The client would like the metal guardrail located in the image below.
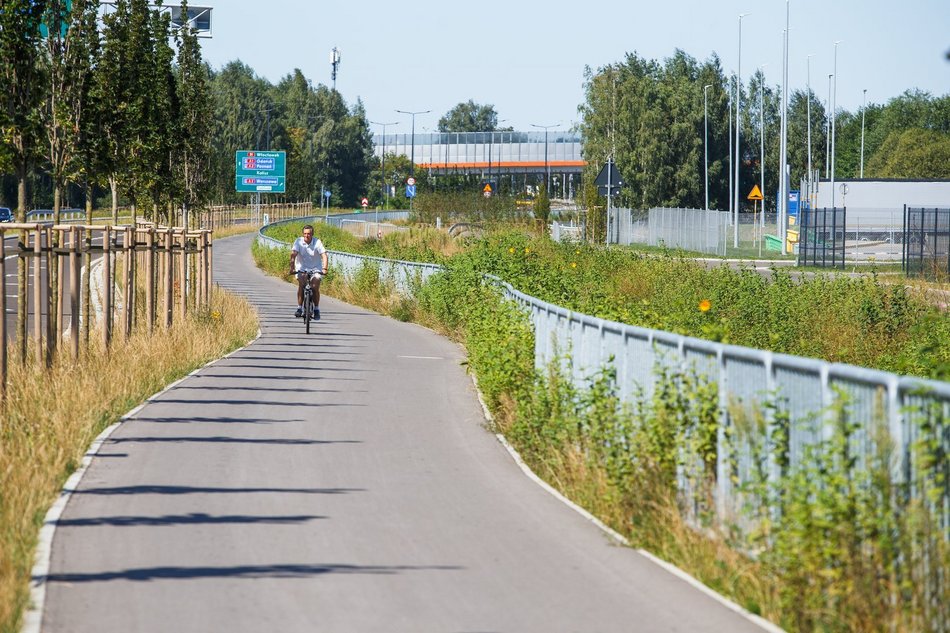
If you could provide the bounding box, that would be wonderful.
[257,223,950,536]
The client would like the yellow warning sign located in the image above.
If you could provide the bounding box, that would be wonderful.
[483,183,492,193]
[747,184,764,201]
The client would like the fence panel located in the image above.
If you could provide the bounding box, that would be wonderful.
[903,207,950,281]
[798,206,847,268]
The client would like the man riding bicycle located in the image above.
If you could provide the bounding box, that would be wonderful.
[289,224,328,320]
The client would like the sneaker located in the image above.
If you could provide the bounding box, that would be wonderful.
[295,307,303,318]
[313,308,321,321]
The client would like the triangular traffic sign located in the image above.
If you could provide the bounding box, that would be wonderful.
[483,183,492,192]
[594,160,624,188]
[747,184,764,201]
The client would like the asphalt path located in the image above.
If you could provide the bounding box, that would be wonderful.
[38,233,770,632]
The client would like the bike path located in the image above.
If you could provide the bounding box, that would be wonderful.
[38,233,771,632]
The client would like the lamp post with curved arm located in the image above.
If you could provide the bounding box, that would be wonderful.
[370,120,398,202]
[395,109,430,177]
[531,123,559,194]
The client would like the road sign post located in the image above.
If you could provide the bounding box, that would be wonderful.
[235,150,286,193]
[748,185,764,256]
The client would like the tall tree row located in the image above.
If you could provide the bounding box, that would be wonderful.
[0,0,217,224]
[207,64,374,207]
[580,50,950,212]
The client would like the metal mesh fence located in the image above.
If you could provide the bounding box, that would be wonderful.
[608,207,729,255]
[798,206,847,268]
[904,207,950,281]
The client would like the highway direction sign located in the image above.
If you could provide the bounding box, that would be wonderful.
[235,150,286,193]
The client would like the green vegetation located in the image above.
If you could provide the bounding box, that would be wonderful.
[265,221,950,380]
[580,52,950,212]
[253,227,950,631]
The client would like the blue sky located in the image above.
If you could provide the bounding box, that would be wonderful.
[198,0,950,133]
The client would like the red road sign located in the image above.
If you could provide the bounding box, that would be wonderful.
[361,198,369,208]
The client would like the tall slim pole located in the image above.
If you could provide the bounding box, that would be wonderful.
[826,74,832,179]
[779,0,790,254]
[370,120,398,200]
[396,109,430,177]
[758,65,766,228]
[726,73,736,220]
[704,84,712,210]
[831,40,841,207]
[860,88,867,178]
[531,123,559,195]
[807,54,814,208]
[734,13,749,248]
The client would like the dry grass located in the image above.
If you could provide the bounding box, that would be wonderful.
[211,223,262,240]
[0,288,258,633]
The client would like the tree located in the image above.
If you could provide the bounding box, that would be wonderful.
[175,0,212,224]
[438,100,499,132]
[60,0,102,221]
[534,179,551,223]
[0,0,48,362]
[866,128,950,179]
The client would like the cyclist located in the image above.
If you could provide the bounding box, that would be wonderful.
[289,224,328,320]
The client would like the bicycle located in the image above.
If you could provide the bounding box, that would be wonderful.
[291,269,321,334]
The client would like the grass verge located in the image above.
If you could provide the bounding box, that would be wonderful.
[0,287,258,633]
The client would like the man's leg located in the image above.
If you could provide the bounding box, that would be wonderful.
[295,274,305,317]
[311,277,322,319]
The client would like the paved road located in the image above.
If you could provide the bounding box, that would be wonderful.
[39,233,769,632]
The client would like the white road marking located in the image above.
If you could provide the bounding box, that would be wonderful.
[398,355,444,360]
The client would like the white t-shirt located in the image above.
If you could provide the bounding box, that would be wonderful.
[292,236,327,271]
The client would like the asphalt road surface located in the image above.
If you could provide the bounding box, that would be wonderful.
[39,233,770,632]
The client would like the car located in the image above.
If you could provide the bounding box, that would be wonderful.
[0,207,12,222]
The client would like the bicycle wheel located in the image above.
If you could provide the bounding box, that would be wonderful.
[303,291,312,334]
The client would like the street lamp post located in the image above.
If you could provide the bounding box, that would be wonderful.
[531,123,559,195]
[831,40,841,208]
[488,119,508,188]
[734,12,750,248]
[860,89,867,178]
[370,120,398,202]
[395,109,430,177]
[703,84,712,210]
[779,0,790,254]
[807,54,815,208]
[826,73,833,179]
[758,64,767,229]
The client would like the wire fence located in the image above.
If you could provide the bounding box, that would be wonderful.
[904,206,950,281]
[608,207,730,256]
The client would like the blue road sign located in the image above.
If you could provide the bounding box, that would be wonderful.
[324,190,331,198]
[776,189,801,217]
[235,150,286,193]
[406,184,416,198]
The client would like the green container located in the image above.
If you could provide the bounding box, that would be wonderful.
[764,234,782,252]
